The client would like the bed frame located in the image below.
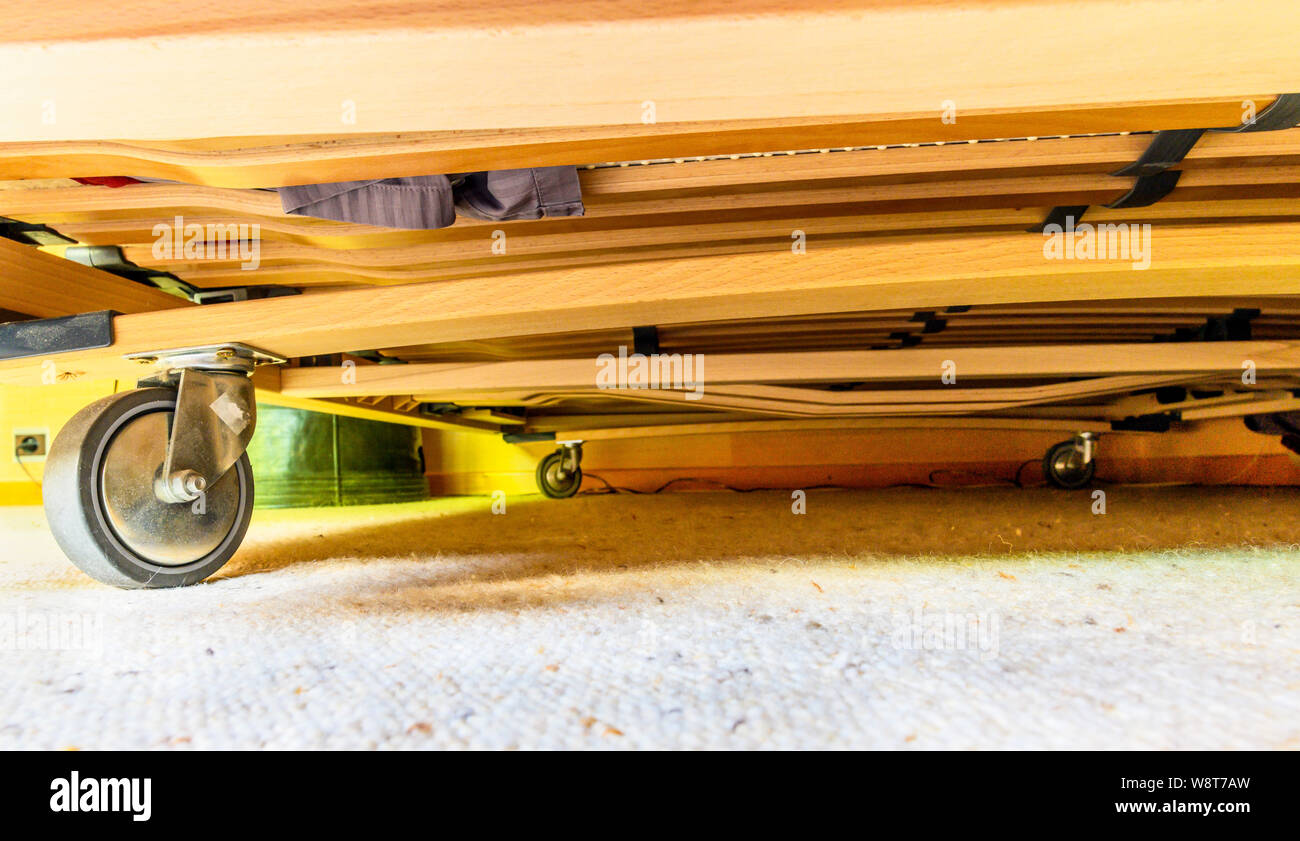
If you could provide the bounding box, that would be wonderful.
[3,1,1299,585]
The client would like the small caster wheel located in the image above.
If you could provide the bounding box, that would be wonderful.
[42,388,254,588]
[536,448,582,499]
[1043,438,1095,490]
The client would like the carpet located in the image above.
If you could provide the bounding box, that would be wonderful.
[1,486,1297,749]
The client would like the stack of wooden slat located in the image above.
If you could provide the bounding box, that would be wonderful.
[2,1,1299,438]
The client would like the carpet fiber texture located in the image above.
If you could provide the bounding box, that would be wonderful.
[1,486,1297,749]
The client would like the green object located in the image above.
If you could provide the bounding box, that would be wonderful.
[246,405,427,508]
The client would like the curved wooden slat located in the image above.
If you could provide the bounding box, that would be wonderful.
[3,2,1293,145]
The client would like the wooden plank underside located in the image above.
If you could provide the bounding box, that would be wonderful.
[5,129,1299,294]
[30,200,1300,260]
[13,127,1300,212]
[15,217,1300,300]
[108,158,1300,269]
[497,387,1300,420]
[279,345,1299,396]
[0,236,188,317]
[13,128,1300,229]
[505,383,1300,424]
[562,417,1120,441]
[4,1,1296,143]
[28,206,1300,292]
[0,102,1266,187]
[254,389,499,433]
[4,223,1300,386]
[375,298,1300,363]
[249,366,499,433]
[118,194,1300,287]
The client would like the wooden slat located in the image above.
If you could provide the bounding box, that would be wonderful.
[250,366,499,433]
[9,126,1300,228]
[5,133,1298,300]
[35,196,1300,289]
[280,344,1300,396]
[399,373,1257,419]
[380,298,1300,362]
[111,165,1300,271]
[13,180,1299,292]
[1179,396,1300,420]
[0,108,1291,187]
[0,236,188,317]
[581,130,1300,193]
[5,222,1300,384]
[560,416,1117,441]
[140,206,1300,290]
[3,1,1291,143]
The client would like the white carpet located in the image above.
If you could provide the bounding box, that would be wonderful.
[1,488,1297,749]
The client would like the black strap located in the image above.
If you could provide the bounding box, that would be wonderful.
[1027,204,1088,233]
[1109,128,1205,177]
[1211,93,1300,133]
[1034,92,1300,228]
[632,325,660,355]
[1104,169,1183,209]
[888,332,922,347]
[0,311,117,361]
[883,311,950,350]
[1151,308,1259,342]
[0,216,77,246]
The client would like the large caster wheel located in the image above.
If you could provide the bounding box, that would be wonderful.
[1042,438,1096,490]
[43,388,254,588]
[536,449,582,499]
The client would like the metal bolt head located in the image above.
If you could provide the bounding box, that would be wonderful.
[154,468,207,504]
[172,469,207,497]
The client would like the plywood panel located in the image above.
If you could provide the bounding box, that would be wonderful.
[2,2,1293,142]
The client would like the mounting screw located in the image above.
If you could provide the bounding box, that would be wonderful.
[215,348,236,360]
[134,356,156,364]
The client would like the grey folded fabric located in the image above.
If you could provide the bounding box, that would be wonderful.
[278,166,584,230]
[454,167,585,222]
[278,176,456,230]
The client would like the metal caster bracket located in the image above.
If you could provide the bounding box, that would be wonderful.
[1074,431,1098,465]
[554,440,584,479]
[126,343,284,503]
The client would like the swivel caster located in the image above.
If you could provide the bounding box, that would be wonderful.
[1042,432,1097,490]
[42,345,274,588]
[536,442,583,499]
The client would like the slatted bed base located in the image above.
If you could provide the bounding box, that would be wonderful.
[11,1,1300,589]
[0,4,1297,445]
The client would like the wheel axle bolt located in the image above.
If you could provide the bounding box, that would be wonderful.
[173,470,207,496]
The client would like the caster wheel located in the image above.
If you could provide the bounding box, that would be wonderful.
[42,388,254,588]
[1042,439,1095,490]
[536,450,582,499]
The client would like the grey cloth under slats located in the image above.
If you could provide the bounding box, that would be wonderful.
[278,166,584,230]
[454,168,585,222]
